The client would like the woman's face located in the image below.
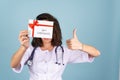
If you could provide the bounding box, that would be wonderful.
[42,38,52,44]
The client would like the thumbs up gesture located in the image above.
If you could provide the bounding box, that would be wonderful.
[66,29,83,50]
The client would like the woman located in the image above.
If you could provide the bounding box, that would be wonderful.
[10,13,100,80]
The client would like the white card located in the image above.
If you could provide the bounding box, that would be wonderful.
[28,19,54,38]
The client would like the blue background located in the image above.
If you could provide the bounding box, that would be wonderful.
[0,0,119,80]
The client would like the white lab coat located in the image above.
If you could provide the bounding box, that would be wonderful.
[12,45,94,80]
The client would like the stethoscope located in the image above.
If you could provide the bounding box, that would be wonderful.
[24,46,64,66]
[55,46,64,65]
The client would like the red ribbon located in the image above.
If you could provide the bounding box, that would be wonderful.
[29,20,39,37]
[28,20,53,37]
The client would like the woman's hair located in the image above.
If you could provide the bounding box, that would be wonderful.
[31,13,62,47]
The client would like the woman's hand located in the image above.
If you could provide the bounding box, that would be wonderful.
[66,29,83,50]
[19,30,30,49]
[66,29,100,57]
[11,30,30,68]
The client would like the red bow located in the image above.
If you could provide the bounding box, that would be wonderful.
[28,20,41,37]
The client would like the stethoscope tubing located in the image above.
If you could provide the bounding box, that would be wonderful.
[55,46,64,65]
[25,46,64,66]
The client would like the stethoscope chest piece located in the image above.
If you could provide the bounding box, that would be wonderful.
[27,60,33,66]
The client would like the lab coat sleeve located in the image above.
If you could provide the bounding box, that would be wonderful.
[12,46,32,73]
[67,48,94,63]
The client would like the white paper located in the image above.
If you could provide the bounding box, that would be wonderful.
[28,19,54,38]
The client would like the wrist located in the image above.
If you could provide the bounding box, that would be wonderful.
[82,43,84,51]
[21,44,28,50]
[80,43,84,51]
